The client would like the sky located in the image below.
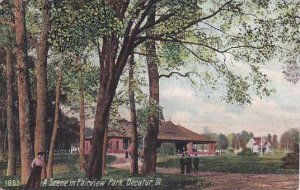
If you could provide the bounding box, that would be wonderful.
[159,61,300,137]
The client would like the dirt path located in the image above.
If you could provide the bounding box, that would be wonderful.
[109,154,144,173]
[109,155,299,190]
[195,172,298,190]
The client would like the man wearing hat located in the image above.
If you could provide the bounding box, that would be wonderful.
[25,152,45,189]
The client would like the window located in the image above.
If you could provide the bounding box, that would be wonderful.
[123,139,129,150]
[116,141,119,150]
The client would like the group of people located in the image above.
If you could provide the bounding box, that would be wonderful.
[180,153,199,174]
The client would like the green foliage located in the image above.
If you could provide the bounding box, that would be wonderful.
[280,128,300,151]
[203,132,218,141]
[49,0,121,53]
[230,131,253,150]
[281,151,299,170]
[237,148,257,157]
[137,105,164,136]
[217,134,229,150]
[47,52,100,120]
[157,42,188,71]
[0,0,14,24]
[158,143,177,155]
[151,0,298,105]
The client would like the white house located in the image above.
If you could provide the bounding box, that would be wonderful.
[246,137,272,154]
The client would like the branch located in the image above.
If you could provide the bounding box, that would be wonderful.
[132,0,159,33]
[180,42,217,64]
[133,51,149,56]
[221,45,270,52]
[179,0,233,32]
[159,71,198,79]
[141,35,270,54]
[137,11,175,34]
[0,19,15,28]
[134,0,233,46]
[120,0,130,19]
[116,0,157,74]
[200,21,242,40]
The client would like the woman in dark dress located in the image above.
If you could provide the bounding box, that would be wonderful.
[24,152,45,189]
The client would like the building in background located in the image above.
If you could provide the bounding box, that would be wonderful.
[81,120,217,156]
[246,137,272,154]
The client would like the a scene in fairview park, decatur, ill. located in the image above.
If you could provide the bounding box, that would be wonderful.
[0,0,299,190]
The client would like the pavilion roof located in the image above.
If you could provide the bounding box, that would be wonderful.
[86,120,216,143]
[158,121,216,143]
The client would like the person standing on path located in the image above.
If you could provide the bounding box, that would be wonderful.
[193,154,200,173]
[180,153,186,174]
[186,154,192,173]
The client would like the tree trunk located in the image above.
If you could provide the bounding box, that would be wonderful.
[128,55,139,175]
[86,37,122,180]
[141,6,159,175]
[47,69,62,178]
[79,65,86,171]
[86,0,139,175]
[35,0,50,157]
[4,125,8,158]
[102,128,108,175]
[0,113,5,161]
[86,88,114,180]
[14,0,34,184]
[6,49,16,176]
[35,0,50,180]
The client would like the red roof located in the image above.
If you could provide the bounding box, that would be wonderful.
[252,137,270,147]
[158,121,216,143]
[86,120,216,143]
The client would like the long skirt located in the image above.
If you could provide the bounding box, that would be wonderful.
[24,166,42,189]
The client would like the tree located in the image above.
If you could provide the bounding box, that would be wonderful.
[128,55,139,175]
[0,2,16,175]
[48,0,290,179]
[6,47,16,176]
[0,48,6,162]
[14,0,34,184]
[239,131,252,149]
[267,134,272,143]
[227,133,236,149]
[78,57,86,171]
[272,134,278,149]
[280,129,299,153]
[47,68,62,178]
[141,5,160,175]
[34,0,51,159]
[217,133,229,150]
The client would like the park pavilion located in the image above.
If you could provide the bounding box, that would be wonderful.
[83,120,217,156]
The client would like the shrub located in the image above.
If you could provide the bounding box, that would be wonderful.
[237,148,257,156]
[281,153,299,169]
[227,148,234,153]
[282,143,299,169]
[158,143,177,155]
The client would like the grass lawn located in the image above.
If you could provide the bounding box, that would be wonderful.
[0,154,210,190]
[157,151,298,175]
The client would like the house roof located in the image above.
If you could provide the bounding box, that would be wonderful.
[157,121,216,143]
[86,120,216,143]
